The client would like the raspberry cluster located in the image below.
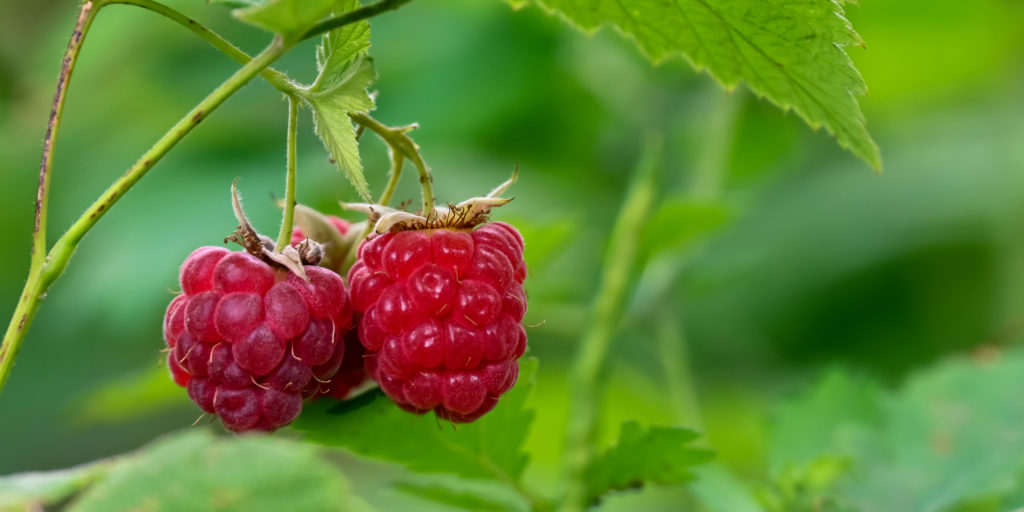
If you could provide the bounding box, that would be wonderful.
[348,222,528,422]
[163,246,353,432]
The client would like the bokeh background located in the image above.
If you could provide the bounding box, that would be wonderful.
[1,0,1023,508]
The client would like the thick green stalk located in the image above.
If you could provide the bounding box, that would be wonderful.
[276,95,300,252]
[559,137,662,512]
[349,112,435,215]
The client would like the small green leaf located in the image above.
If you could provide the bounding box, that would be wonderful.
[294,358,538,483]
[69,429,365,512]
[583,421,713,504]
[512,0,882,170]
[232,0,336,36]
[297,1,377,201]
[311,0,371,93]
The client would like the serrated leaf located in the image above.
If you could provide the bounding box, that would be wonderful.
[311,0,371,93]
[306,55,377,201]
[294,358,538,483]
[0,460,114,511]
[68,429,366,512]
[232,0,336,36]
[583,421,713,503]
[514,0,881,169]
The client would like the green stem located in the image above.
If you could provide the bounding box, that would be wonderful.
[105,0,298,94]
[349,112,434,215]
[300,0,415,42]
[1,0,102,394]
[559,136,662,512]
[275,95,300,252]
[378,148,405,207]
[34,0,100,269]
[0,37,289,394]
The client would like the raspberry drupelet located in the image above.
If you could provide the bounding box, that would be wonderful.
[163,246,354,432]
[348,221,527,422]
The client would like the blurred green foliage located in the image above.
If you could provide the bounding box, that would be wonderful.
[1,0,1023,510]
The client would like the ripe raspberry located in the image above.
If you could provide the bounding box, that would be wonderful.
[348,222,527,422]
[163,246,354,432]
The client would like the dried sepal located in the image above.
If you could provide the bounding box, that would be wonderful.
[343,171,518,234]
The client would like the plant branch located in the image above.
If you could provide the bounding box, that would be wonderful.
[275,95,300,252]
[559,136,662,512]
[34,0,100,269]
[300,0,415,42]
[349,112,434,215]
[105,0,299,95]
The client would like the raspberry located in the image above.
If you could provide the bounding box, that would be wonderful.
[163,246,354,432]
[348,222,527,422]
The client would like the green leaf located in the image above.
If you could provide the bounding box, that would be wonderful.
[233,0,336,36]
[769,349,1024,512]
[583,421,713,504]
[69,429,366,512]
[294,358,538,483]
[513,0,881,169]
[311,0,372,93]
[0,460,114,511]
[297,1,376,201]
[394,481,515,511]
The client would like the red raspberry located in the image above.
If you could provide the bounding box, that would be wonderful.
[348,222,527,422]
[163,246,354,432]
[290,215,350,246]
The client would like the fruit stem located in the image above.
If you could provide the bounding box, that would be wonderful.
[349,112,435,216]
[559,136,662,512]
[275,95,300,252]
[378,147,405,207]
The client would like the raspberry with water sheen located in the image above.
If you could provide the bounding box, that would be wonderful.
[163,246,354,432]
[348,222,527,422]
